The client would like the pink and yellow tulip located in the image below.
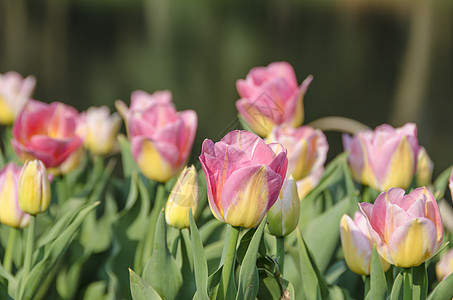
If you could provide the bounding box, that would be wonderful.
[236,62,313,137]
[11,100,83,169]
[80,106,122,155]
[449,168,453,202]
[343,123,420,191]
[436,248,453,282]
[359,187,443,268]
[267,176,300,237]
[340,212,390,275]
[266,124,328,199]
[0,163,30,228]
[0,71,36,125]
[199,130,288,228]
[116,90,197,182]
[415,147,433,187]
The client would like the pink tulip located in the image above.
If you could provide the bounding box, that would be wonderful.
[199,130,288,228]
[343,123,420,191]
[0,163,30,228]
[266,124,328,199]
[236,62,313,137]
[436,248,453,282]
[11,100,83,169]
[340,212,390,275]
[116,90,197,182]
[449,168,453,203]
[0,71,36,125]
[359,187,443,268]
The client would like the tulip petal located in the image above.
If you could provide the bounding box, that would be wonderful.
[388,218,437,267]
[222,164,282,228]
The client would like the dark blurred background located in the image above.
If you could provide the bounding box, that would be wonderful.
[1,0,452,177]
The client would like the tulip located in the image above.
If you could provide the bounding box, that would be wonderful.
[0,163,30,228]
[80,106,122,155]
[415,147,433,187]
[266,124,328,199]
[359,187,443,268]
[18,160,51,215]
[11,100,83,169]
[116,90,197,182]
[343,123,420,191]
[199,130,288,228]
[0,71,36,125]
[436,248,453,282]
[165,165,199,229]
[267,176,300,237]
[340,212,390,275]
[449,168,453,203]
[236,62,313,137]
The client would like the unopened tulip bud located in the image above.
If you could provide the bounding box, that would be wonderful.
[267,176,300,237]
[416,147,433,187]
[165,165,199,229]
[18,160,51,215]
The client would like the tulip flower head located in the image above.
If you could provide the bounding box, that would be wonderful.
[436,248,453,282]
[343,123,420,191]
[267,176,300,237]
[449,168,453,203]
[80,106,122,155]
[415,147,433,187]
[165,165,199,229]
[236,62,313,137]
[116,90,197,182]
[0,71,36,125]
[0,163,30,228]
[359,187,443,268]
[18,160,51,215]
[199,130,288,228]
[266,124,328,199]
[12,100,83,169]
[340,212,390,275]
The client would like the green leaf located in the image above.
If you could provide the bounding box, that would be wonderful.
[207,266,223,299]
[390,270,404,300]
[433,165,453,201]
[296,228,329,300]
[130,268,162,300]
[428,272,453,300]
[20,201,100,300]
[189,210,209,300]
[179,230,196,298]
[366,245,387,300]
[142,211,182,299]
[303,197,350,273]
[236,219,266,300]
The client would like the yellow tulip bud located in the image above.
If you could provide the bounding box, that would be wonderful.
[18,160,51,215]
[165,165,199,229]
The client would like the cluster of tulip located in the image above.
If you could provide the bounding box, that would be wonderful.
[0,62,452,299]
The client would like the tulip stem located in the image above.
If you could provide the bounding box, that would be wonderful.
[221,225,240,299]
[276,236,285,275]
[20,215,35,298]
[3,228,17,274]
[403,268,413,300]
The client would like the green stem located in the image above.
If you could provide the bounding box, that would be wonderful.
[141,183,167,268]
[221,225,240,299]
[403,268,413,300]
[276,236,285,275]
[363,275,370,299]
[3,228,17,274]
[19,215,36,299]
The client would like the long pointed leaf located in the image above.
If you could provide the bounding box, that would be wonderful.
[189,210,209,300]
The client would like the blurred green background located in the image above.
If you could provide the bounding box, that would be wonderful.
[1,0,452,176]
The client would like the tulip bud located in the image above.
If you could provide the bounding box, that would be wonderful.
[267,176,300,237]
[0,163,30,228]
[340,212,390,275]
[18,160,51,215]
[436,248,453,282]
[415,147,433,187]
[165,165,199,229]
